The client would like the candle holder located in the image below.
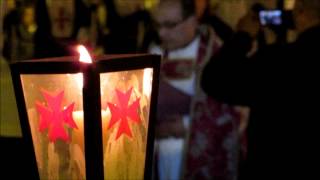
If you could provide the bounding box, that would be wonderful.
[10,53,161,180]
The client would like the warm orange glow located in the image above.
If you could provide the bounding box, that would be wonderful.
[77,45,92,63]
[74,45,92,89]
[143,68,153,97]
[75,73,83,89]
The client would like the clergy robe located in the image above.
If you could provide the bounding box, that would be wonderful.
[149,25,245,180]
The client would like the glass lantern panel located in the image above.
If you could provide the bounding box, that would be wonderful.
[20,74,86,180]
[100,68,153,180]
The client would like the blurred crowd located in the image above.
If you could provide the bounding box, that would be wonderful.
[1,0,319,180]
[1,0,157,61]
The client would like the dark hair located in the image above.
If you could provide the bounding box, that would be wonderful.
[159,0,196,19]
[181,0,196,19]
[251,2,265,14]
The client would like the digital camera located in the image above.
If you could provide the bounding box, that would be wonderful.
[259,10,282,26]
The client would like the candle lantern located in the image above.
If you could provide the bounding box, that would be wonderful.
[10,49,161,180]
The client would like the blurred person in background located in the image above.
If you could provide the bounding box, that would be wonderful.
[34,0,91,57]
[195,0,234,42]
[3,1,37,61]
[201,0,320,179]
[2,0,19,61]
[103,0,155,53]
[85,0,108,55]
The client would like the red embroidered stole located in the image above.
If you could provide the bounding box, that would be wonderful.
[156,52,193,122]
[161,60,195,80]
[183,27,242,180]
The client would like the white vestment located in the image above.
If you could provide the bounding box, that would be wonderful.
[149,36,200,180]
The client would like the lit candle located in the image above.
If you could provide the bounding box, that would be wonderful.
[76,44,106,179]
[71,111,85,151]
[13,42,159,180]
[72,109,110,153]
[71,45,93,149]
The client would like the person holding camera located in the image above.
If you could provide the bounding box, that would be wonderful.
[201,0,320,179]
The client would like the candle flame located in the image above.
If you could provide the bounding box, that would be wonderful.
[77,45,92,63]
[73,45,91,89]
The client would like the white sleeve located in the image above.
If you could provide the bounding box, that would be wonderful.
[148,44,163,56]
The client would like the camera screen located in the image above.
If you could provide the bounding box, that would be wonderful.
[259,10,282,26]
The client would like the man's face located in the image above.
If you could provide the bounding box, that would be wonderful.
[153,2,197,50]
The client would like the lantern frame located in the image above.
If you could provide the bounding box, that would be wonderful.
[10,54,161,180]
